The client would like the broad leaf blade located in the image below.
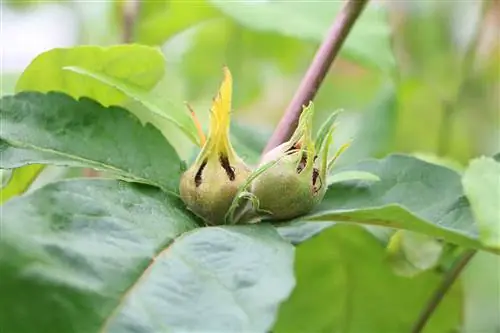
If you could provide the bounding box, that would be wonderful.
[0,164,43,203]
[275,221,335,245]
[327,170,380,185]
[64,66,199,146]
[105,225,295,332]
[4,44,167,202]
[494,152,500,162]
[136,1,219,45]
[386,230,444,277]
[0,92,181,193]
[1,137,56,204]
[230,122,270,166]
[1,180,295,332]
[16,44,165,107]
[305,154,498,253]
[0,140,81,169]
[0,139,88,204]
[208,1,395,72]
[462,157,500,248]
[336,83,397,167]
[309,204,484,250]
[462,252,500,333]
[274,224,462,332]
[0,179,197,333]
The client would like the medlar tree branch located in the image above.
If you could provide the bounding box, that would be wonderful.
[263,0,370,155]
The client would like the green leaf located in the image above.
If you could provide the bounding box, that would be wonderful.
[462,252,500,333]
[0,72,19,96]
[0,179,197,333]
[170,18,310,107]
[0,139,86,203]
[230,122,270,166]
[0,92,181,193]
[121,75,198,161]
[63,66,199,146]
[136,1,219,45]
[1,169,9,185]
[327,170,380,185]
[0,139,53,204]
[0,140,84,169]
[494,152,500,162]
[16,44,165,107]
[1,179,294,332]
[386,230,444,277]
[305,154,499,253]
[274,224,461,333]
[412,152,464,174]
[5,0,66,8]
[5,45,167,202]
[462,157,500,248]
[0,164,44,203]
[275,221,335,245]
[208,1,395,73]
[395,3,466,101]
[336,84,397,166]
[105,224,295,332]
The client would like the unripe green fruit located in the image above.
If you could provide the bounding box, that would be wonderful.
[249,102,339,221]
[178,66,252,225]
[180,156,251,225]
[251,146,325,220]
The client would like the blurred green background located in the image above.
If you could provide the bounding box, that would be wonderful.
[2,0,499,332]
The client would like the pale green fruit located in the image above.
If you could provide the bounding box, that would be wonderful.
[251,147,325,220]
[179,67,251,225]
[249,102,345,221]
[180,155,251,225]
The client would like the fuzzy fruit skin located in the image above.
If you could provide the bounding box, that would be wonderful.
[179,67,252,225]
[180,159,251,225]
[250,102,345,221]
[251,152,326,221]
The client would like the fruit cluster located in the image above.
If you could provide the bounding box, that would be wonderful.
[179,67,348,225]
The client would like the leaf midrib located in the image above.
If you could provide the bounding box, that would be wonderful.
[3,138,176,195]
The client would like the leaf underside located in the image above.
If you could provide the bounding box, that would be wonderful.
[0,179,295,333]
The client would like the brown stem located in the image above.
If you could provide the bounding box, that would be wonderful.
[122,0,141,43]
[262,0,370,154]
[411,249,476,333]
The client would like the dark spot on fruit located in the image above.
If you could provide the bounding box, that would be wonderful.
[195,159,207,187]
[286,142,302,155]
[297,152,308,174]
[219,154,236,181]
[312,167,322,194]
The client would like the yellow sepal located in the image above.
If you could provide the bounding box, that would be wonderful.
[197,67,236,162]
